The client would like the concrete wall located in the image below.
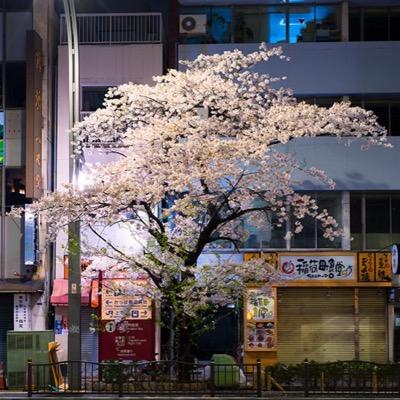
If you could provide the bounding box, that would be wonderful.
[179,42,400,95]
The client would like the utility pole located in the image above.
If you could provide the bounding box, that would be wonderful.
[62,0,81,390]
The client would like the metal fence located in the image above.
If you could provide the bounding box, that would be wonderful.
[27,359,262,397]
[60,13,162,44]
[266,360,400,396]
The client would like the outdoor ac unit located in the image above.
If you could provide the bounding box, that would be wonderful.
[179,15,207,34]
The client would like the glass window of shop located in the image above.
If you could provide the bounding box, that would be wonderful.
[241,207,286,249]
[349,7,400,41]
[350,193,400,250]
[82,86,109,112]
[233,6,286,44]
[239,192,342,250]
[291,192,342,249]
[356,97,400,137]
[179,4,341,44]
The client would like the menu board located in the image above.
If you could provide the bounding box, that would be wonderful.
[244,288,276,351]
[101,279,152,321]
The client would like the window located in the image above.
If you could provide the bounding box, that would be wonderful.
[350,193,400,250]
[241,208,286,249]
[291,192,342,249]
[0,112,4,164]
[234,6,286,44]
[364,8,389,41]
[24,205,38,265]
[239,192,342,251]
[179,4,341,44]
[5,168,26,210]
[6,62,26,108]
[352,96,400,136]
[349,7,400,41]
[81,86,108,112]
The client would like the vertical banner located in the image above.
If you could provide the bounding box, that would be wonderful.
[375,253,391,282]
[244,288,277,351]
[14,294,32,331]
[26,30,43,199]
[358,253,375,282]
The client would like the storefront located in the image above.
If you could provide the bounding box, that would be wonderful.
[244,252,391,366]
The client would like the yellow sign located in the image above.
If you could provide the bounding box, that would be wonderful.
[244,288,277,352]
[375,253,391,282]
[244,253,261,261]
[261,253,278,268]
[358,253,375,282]
[101,279,152,321]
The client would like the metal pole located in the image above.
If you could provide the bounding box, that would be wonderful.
[62,0,81,391]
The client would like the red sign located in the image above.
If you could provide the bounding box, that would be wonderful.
[99,319,155,361]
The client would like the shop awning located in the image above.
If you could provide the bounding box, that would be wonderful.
[50,278,90,306]
[0,279,44,293]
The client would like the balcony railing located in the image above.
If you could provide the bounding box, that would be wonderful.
[60,13,162,45]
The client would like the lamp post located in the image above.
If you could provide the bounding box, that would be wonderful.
[62,0,81,389]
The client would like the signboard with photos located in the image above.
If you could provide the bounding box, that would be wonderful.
[244,288,277,352]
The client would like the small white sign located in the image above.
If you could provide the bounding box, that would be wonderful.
[279,254,356,281]
[14,294,32,331]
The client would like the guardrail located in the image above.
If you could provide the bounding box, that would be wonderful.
[26,359,262,397]
[266,359,400,396]
[60,13,162,44]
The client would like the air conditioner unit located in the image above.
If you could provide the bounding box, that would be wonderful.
[180,14,207,34]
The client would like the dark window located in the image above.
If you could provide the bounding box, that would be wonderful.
[5,0,32,11]
[350,195,362,234]
[5,168,26,209]
[390,8,400,40]
[364,102,389,133]
[349,9,361,41]
[5,63,26,108]
[366,195,390,234]
[291,214,315,248]
[82,86,108,112]
[317,193,341,248]
[364,8,389,41]
[392,196,400,234]
[391,103,400,136]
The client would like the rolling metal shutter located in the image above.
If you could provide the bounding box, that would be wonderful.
[81,308,98,363]
[277,288,355,363]
[359,288,387,363]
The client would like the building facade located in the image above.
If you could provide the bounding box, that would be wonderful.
[177,0,400,365]
[0,0,58,387]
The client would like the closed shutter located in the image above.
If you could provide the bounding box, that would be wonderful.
[277,288,354,363]
[81,308,98,363]
[359,288,387,363]
[0,295,14,364]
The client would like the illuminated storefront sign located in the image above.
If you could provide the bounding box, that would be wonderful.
[244,288,277,352]
[279,254,356,281]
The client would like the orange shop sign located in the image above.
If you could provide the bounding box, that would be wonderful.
[101,279,152,321]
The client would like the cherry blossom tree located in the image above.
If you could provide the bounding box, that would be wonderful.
[26,45,388,361]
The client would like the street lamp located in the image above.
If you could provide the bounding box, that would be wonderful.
[62,0,81,390]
